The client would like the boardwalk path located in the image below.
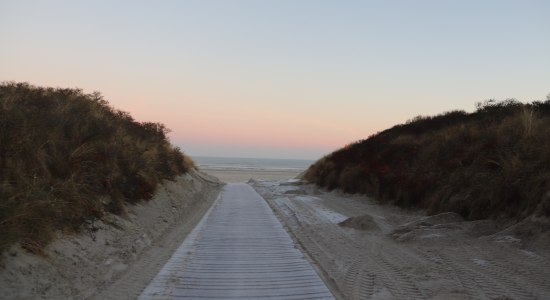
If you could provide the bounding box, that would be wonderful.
[139,183,334,299]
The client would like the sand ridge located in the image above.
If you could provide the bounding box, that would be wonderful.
[0,170,222,300]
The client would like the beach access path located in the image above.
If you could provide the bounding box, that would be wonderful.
[138,183,335,299]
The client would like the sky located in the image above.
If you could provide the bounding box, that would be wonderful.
[1,0,549,159]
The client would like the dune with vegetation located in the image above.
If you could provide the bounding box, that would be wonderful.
[304,97,550,221]
[0,82,222,299]
[3,83,550,299]
[0,82,195,254]
[250,97,550,298]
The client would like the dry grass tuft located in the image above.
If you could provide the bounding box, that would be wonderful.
[0,82,195,254]
[304,97,550,221]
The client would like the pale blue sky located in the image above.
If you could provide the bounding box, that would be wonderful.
[1,0,549,159]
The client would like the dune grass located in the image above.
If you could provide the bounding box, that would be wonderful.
[0,82,194,255]
[304,97,550,221]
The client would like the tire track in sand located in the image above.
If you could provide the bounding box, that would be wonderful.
[254,181,550,300]
[272,195,426,299]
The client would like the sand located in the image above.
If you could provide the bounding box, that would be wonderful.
[198,168,302,183]
[252,179,550,299]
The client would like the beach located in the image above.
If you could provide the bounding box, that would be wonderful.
[198,169,302,182]
[193,156,312,183]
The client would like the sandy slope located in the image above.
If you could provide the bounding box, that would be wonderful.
[251,179,550,300]
[0,170,222,300]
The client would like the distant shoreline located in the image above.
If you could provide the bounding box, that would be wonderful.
[200,168,302,183]
[192,156,311,182]
[191,155,315,162]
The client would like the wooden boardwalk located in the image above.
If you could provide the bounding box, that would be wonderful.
[139,183,334,299]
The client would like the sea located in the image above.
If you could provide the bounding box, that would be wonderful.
[191,156,314,173]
